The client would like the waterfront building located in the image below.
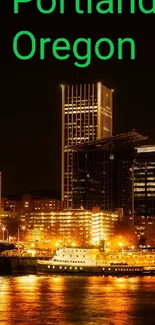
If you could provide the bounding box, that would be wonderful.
[131,145,155,245]
[1,194,65,213]
[61,82,113,208]
[72,131,147,216]
[72,132,155,244]
[20,208,120,246]
[133,145,155,219]
[91,207,120,246]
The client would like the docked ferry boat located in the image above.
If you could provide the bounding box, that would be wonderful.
[37,246,155,275]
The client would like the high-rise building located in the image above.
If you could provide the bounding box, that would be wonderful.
[72,131,147,215]
[133,145,155,219]
[72,134,155,245]
[61,82,113,208]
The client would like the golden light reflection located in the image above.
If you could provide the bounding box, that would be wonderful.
[51,276,64,284]
[0,278,10,325]
[14,275,39,303]
[48,275,65,293]
[0,275,155,325]
[81,276,135,325]
[47,276,66,311]
[15,275,38,286]
[114,277,128,289]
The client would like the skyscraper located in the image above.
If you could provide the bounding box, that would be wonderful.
[72,131,147,214]
[61,82,113,208]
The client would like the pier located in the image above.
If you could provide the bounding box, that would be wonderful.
[0,257,49,275]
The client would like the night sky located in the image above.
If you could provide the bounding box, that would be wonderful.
[0,1,155,197]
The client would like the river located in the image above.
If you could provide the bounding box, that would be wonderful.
[0,275,155,325]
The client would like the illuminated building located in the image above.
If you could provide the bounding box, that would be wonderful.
[91,207,119,246]
[21,208,120,246]
[131,145,155,244]
[72,131,147,215]
[1,198,16,212]
[61,82,113,208]
[133,146,155,219]
[1,194,65,213]
[72,133,155,244]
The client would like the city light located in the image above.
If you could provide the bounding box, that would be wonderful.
[27,249,36,257]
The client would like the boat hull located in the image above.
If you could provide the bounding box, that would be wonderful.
[37,263,155,276]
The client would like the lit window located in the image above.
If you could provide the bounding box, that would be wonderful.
[110,154,114,160]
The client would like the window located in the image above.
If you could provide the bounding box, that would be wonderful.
[110,154,114,160]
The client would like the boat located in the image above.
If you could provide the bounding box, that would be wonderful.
[37,246,155,275]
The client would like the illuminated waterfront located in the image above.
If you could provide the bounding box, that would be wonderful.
[0,276,155,325]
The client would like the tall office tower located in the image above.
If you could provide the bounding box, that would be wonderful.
[61,82,113,208]
[133,146,155,219]
[72,131,147,215]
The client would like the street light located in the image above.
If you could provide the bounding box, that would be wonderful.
[118,242,124,252]
[18,226,26,242]
[18,226,26,255]
[2,227,6,241]
[6,229,9,242]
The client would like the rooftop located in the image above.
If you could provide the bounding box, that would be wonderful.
[71,130,148,151]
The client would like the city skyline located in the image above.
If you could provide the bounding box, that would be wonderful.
[1,3,155,325]
[1,0,155,198]
[0,75,154,199]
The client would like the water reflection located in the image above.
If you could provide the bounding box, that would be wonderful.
[0,276,155,325]
[0,277,10,325]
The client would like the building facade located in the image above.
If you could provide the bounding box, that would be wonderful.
[1,194,65,213]
[62,82,113,208]
[133,146,155,218]
[73,131,155,219]
[72,131,148,218]
[20,208,120,246]
[72,132,155,245]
